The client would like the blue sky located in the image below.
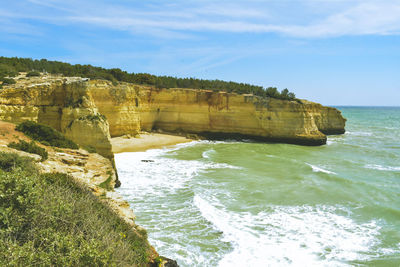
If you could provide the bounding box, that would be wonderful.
[1,0,399,106]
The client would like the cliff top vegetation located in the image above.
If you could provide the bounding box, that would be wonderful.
[15,121,79,149]
[0,56,296,100]
[0,152,152,266]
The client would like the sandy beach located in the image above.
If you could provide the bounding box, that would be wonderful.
[111,132,193,153]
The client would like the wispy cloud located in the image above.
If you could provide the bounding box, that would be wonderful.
[3,0,400,39]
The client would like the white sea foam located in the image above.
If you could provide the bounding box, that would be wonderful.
[115,142,241,198]
[327,140,334,145]
[346,131,373,136]
[364,164,400,172]
[115,143,241,266]
[194,195,395,267]
[202,149,216,159]
[306,163,337,175]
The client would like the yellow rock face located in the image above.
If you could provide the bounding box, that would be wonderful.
[88,80,141,137]
[0,76,346,152]
[0,76,113,159]
[90,84,346,145]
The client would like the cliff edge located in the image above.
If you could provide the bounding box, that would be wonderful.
[0,74,346,153]
[89,80,346,146]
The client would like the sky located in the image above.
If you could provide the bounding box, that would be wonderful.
[1,0,399,106]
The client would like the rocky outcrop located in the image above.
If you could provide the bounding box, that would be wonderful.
[89,82,346,145]
[88,80,141,137]
[0,121,158,263]
[302,100,346,135]
[0,75,119,186]
[0,75,113,159]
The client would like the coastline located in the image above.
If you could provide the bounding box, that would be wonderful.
[111,132,193,153]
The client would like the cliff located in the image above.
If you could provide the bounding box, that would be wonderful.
[0,120,162,265]
[89,80,346,146]
[0,75,346,151]
[0,75,113,158]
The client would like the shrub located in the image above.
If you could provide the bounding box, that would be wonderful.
[26,71,40,77]
[0,152,37,173]
[0,156,152,266]
[8,140,48,161]
[15,121,78,149]
[83,145,97,153]
[1,77,16,85]
[65,96,83,108]
[79,114,106,122]
[0,63,18,77]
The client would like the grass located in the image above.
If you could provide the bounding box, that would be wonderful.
[8,139,48,161]
[15,121,79,149]
[98,175,113,191]
[0,152,152,266]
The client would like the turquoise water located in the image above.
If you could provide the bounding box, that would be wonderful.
[115,107,400,266]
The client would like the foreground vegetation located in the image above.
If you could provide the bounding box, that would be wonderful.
[0,56,296,100]
[16,121,79,149]
[0,152,151,266]
[8,139,48,161]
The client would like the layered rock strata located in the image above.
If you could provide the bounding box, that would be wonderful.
[0,75,346,175]
[89,81,346,145]
[0,76,113,158]
[0,76,346,150]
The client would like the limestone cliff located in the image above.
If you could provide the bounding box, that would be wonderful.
[0,75,346,158]
[88,80,141,137]
[0,75,113,159]
[89,81,346,145]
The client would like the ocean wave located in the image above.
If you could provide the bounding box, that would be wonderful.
[346,131,373,137]
[202,149,216,159]
[364,164,400,172]
[306,163,337,175]
[194,196,398,266]
[327,140,335,145]
[115,147,241,198]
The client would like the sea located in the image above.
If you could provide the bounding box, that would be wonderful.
[115,107,400,267]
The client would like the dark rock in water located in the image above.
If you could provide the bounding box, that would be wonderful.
[162,257,179,267]
[141,159,155,162]
[150,256,179,267]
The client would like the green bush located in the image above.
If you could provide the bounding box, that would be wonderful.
[1,77,16,85]
[8,140,48,161]
[26,71,40,77]
[83,145,97,153]
[0,63,18,77]
[79,114,106,122]
[0,153,152,266]
[15,121,78,149]
[0,152,37,173]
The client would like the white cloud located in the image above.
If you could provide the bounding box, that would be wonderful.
[3,0,400,38]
